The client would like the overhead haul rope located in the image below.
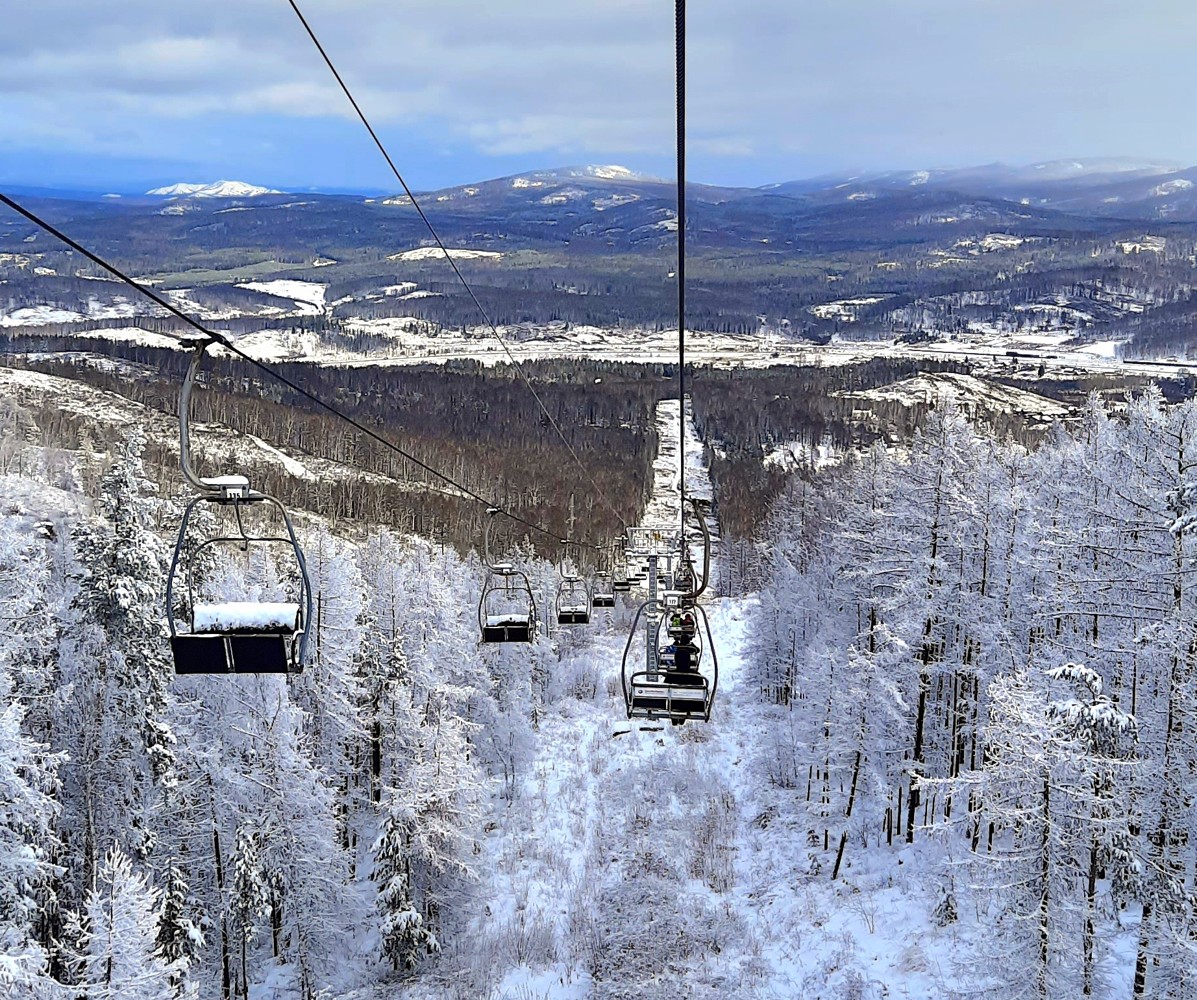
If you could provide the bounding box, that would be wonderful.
[675,0,687,543]
[0,191,605,552]
[284,0,629,533]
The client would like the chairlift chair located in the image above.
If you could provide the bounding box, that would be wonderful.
[478,510,537,642]
[592,572,616,608]
[166,339,313,675]
[618,501,717,723]
[479,563,537,642]
[620,599,716,725]
[555,576,592,625]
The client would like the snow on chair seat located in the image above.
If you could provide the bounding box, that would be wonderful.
[557,600,590,625]
[486,613,530,627]
[193,602,301,634]
[174,603,303,674]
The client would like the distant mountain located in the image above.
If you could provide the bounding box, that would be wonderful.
[764,160,1197,220]
[146,180,283,198]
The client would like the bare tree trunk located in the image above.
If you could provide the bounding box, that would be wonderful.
[906,659,929,844]
[1133,900,1152,999]
[1082,839,1098,996]
[1038,773,1050,1000]
[211,799,231,1000]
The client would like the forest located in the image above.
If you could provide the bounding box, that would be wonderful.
[6,182,1197,352]
[749,390,1197,998]
[1,344,1195,995]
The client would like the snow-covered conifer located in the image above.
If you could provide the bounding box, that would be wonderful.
[372,803,438,971]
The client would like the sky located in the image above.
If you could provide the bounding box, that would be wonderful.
[2,0,1195,194]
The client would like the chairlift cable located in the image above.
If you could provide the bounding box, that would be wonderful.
[284,0,629,533]
[0,191,604,552]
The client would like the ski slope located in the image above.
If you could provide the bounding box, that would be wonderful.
[406,406,973,999]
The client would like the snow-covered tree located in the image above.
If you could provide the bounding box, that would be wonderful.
[372,802,438,972]
[1046,662,1138,997]
[79,846,175,1000]
[0,636,62,998]
[155,862,203,997]
[59,427,176,897]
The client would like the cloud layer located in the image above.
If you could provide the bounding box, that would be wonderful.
[2,0,1195,189]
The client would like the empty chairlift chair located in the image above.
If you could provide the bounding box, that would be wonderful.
[555,576,592,626]
[166,339,312,674]
[592,573,616,608]
[479,563,537,642]
[611,553,633,593]
[478,509,538,643]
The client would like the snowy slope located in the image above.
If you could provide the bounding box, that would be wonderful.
[0,365,472,503]
[412,411,975,999]
[237,279,328,315]
[838,370,1069,420]
[146,180,283,198]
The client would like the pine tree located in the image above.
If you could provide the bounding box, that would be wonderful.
[62,427,176,897]
[72,426,175,786]
[0,626,62,998]
[1046,662,1138,997]
[0,514,65,991]
[230,824,270,998]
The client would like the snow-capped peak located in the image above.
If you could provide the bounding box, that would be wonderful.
[145,180,283,199]
[579,165,638,180]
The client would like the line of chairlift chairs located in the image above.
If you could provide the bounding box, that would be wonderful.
[165,337,717,724]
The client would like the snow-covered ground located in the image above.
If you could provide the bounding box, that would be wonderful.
[764,437,843,473]
[424,422,971,999]
[237,279,328,314]
[0,296,148,326]
[388,247,502,262]
[809,296,891,322]
[839,370,1070,421]
[641,398,714,534]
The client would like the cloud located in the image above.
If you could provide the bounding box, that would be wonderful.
[3,0,1197,186]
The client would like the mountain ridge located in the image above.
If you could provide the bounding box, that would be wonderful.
[145,180,283,198]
